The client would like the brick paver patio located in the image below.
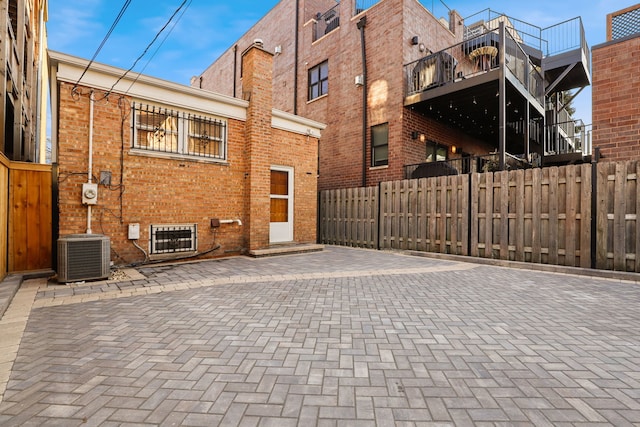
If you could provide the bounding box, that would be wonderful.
[0,246,639,426]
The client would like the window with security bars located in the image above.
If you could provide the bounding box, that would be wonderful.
[150,224,197,255]
[132,103,226,160]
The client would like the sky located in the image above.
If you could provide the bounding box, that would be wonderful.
[47,0,635,124]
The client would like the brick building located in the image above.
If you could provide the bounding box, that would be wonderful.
[49,42,324,268]
[592,4,640,161]
[197,0,591,191]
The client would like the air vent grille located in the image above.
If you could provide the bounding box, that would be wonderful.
[58,234,110,283]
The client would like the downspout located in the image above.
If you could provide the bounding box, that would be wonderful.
[87,91,94,234]
[357,16,367,187]
[35,3,45,163]
[294,0,299,114]
[233,45,238,98]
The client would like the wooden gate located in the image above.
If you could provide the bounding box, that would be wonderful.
[8,162,53,272]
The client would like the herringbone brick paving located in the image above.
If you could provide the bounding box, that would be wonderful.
[0,246,639,426]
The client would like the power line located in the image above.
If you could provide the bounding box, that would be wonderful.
[124,0,193,94]
[72,0,132,90]
[104,0,190,97]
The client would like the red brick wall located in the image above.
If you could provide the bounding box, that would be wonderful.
[56,49,319,264]
[592,35,640,161]
[199,0,487,191]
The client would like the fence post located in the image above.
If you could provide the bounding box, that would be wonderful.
[590,147,600,269]
[376,181,382,250]
[467,171,472,256]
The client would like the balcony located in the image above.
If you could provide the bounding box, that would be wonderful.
[404,152,530,179]
[313,4,340,41]
[403,10,591,170]
[356,0,451,19]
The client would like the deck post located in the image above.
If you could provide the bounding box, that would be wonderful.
[498,22,506,171]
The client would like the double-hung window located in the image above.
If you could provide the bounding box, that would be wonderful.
[371,123,389,166]
[308,60,328,100]
[132,103,226,160]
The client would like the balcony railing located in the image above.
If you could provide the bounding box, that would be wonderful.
[463,9,543,51]
[541,17,590,72]
[404,153,530,178]
[313,3,340,41]
[404,27,543,105]
[545,120,592,157]
[356,0,450,18]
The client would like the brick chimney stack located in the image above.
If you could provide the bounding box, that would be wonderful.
[241,40,274,250]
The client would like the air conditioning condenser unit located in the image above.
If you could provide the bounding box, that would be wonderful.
[58,234,110,283]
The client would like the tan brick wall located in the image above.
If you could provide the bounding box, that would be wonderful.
[592,35,640,162]
[57,47,319,264]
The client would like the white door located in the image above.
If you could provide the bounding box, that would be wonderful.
[269,166,293,243]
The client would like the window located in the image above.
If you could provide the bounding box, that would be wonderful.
[426,140,448,162]
[150,224,197,255]
[132,103,226,160]
[308,61,328,100]
[371,123,389,167]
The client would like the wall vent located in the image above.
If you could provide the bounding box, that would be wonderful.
[58,234,110,283]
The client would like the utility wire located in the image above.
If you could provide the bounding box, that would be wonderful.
[104,0,190,97]
[72,0,132,90]
[124,0,193,94]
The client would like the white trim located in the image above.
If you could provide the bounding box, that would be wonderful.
[50,50,326,145]
[272,109,325,138]
[270,165,294,243]
[50,50,248,121]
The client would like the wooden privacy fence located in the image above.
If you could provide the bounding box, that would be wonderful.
[319,160,640,273]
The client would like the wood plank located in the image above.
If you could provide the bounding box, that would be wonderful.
[531,168,542,263]
[500,171,509,260]
[409,179,418,250]
[450,175,458,255]
[515,170,525,262]
[548,167,559,265]
[596,163,609,269]
[485,172,494,258]
[9,169,28,270]
[383,181,392,249]
[580,163,592,268]
[470,173,480,257]
[0,163,8,279]
[460,174,469,256]
[429,177,437,252]
[614,162,626,270]
[439,176,447,253]
[418,178,427,251]
[565,165,577,267]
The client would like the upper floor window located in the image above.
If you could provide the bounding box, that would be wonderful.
[132,103,226,160]
[371,123,389,167]
[308,60,328,101]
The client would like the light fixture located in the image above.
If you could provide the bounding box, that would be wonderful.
[449,100,453,109]
[411,36,419,45]
[473,96,477,105]
[451,145,457,154]
[419,43,426,52]
[411,131,426,143]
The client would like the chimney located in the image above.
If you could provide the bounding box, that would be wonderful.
[241,39,274,250]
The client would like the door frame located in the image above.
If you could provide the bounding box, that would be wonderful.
[269,165,294,243]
